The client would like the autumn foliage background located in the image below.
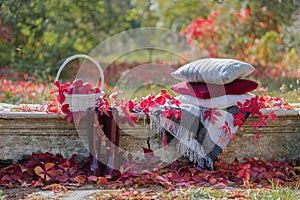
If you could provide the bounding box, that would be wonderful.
[0,0,300,104]
[0,1,300,195]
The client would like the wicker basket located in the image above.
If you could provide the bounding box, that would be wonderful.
[54,54,105,112]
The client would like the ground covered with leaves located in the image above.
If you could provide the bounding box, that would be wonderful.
[0,152,299,199]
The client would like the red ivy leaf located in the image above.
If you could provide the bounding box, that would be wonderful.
[221,121,231,134]
[53,81,61,89]
[127,101,135,111]
[148,101,157,108]
[155,95,166,105]
[154,175,174,188]
[233,112,245,127]
[87,175,98,182]
[238,170,245,178]
[283,103,294,110]
[1,175,11,181]
[217,135,227,143]
[230,133,235,141]
[74,175,86,184]
[97,176,107,185]
[243,163,251,169]
[209,177,217,185]
[59,174,70,183]
[161,89,167,95]
[34,162,57,181]
[129,113,138,122]
[267,111,276,121]
[251,121,260,130]
[203,108,221,124]
[57,92,65,104]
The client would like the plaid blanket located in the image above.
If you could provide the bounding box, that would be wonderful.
[151,104,249,170]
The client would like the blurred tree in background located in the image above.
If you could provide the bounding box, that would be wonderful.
[181,0,300,80]
[0,0,299,81]
[0,0,138,79]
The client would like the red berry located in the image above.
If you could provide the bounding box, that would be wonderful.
[72,79,83,88]
[76,86,87,94]
[83,82,93,91]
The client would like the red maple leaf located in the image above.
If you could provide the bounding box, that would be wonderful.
[203,108,221,124]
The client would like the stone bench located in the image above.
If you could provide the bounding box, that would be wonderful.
[0,107,299,163]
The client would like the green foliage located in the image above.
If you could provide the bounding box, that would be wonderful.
[0,0,139,80]
[0,0,299,84]
[131,0,215,30]
[157,0,214,30]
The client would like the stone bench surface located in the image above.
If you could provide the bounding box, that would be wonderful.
[0,104,300,162]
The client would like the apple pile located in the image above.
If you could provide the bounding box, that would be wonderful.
[68,79,101,95]
[54,79,101,96]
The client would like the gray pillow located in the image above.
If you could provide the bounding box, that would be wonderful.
[171,58,255,85]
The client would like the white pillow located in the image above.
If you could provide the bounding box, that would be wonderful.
[171,58,255,85]
[176,93,255,109]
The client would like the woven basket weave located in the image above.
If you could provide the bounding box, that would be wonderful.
[54,54,105,112]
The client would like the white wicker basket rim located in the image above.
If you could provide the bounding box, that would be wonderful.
[54,54,104,91]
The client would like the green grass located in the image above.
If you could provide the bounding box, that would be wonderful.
[157,187,300,200]
[93,186,300,199]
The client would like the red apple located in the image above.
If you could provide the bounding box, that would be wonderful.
[72,79,83,88]
[83,82,93,91]
[87,90,94,94]
[76,86,87,94]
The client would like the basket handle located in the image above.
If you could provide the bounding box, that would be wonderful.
[54,54,105,91]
